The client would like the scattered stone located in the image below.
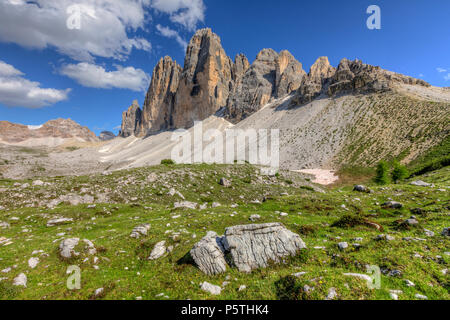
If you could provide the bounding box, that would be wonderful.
[13,273,27,287]
[0,222,10,229]
[387,270,402,277]
[326,287,338,300]
[1,267,11,273]
[343,273,372,282]
[353,185,371,193]
[382,201,403,209]
[238,285,247,292]
[130,224,151,239]
[410,180,432,187]
[47,217,73,227]
[405,280,415,287]
[59,238,96,259]
[390,292,399,300]
[442,227,449,237]
[148,241,167,260]
[200,281,221,295]
[279,212,288,217]
[249,214,261,222]
[211,202,221,208]
[174,201,198,209]
[415,293,428,300]
[424,229,435,237]
[293,272,308,278]
[404,218,419,226]
[219,178,231,187]
[167,188,185,199]
[94,288,104,298]
[28,257,39,269]
[32,180,45,186]
[338,242,348,250]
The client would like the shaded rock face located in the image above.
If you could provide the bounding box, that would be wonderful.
[190,231,227,275]
[119,100,141,138]
[190,223,307,275]
[275,50,306,98]
[172,28,234,129]
[294,56,336,105]
[138,56,182,136]
[292,57,430,106]
[99,131,115,141]
[225,49,279,122]
[226,49,306,122]
[0,118,98,145]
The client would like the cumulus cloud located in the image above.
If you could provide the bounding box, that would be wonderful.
[445,74,450,81]
[0,0,152,62]
[156,24,188,50]
[60,63,150,92]
[0,60,70,108]
[152,0,205,31]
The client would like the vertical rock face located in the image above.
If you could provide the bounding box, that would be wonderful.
[225,49,305,123]
[275,50,306,98]
[294,56,336,105]
[225,49,279,122]
[119,100,141,138]
[119,29,309,135]
[232,54,250,81]
[138,56,182,136]
[172,28,234,129]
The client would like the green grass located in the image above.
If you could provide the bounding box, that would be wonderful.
[408,136,450,177]
[0,163,448,300]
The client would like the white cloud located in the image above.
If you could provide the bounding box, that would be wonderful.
[152,0,205,31]
[437,67,447,73]
[0,0,152,62]
[445,73,450,81]
[0,60,70,108]
[60,63,150,91]
[156,24,188,50]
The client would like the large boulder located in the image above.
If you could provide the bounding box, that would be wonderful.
[223,223,307,273]
[190,223,307,275]
[190,231,227,275]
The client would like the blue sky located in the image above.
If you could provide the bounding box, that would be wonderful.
[0,0,449,135]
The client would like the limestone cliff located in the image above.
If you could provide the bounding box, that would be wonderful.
[120,29,430,136]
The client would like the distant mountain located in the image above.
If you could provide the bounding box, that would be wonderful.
[114,28,449,170]
[99,131,116,141]
[0,118,98,147]
[120,28,430,137]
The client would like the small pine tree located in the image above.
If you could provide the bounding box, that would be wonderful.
[375,160,390,185]
[391,161,408,183]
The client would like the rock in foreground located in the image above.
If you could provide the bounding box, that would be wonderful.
[224,223,307,273]
[191,223,307,275]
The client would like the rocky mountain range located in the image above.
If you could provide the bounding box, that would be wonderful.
[120,28,430,137]
[0,119,98,147]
